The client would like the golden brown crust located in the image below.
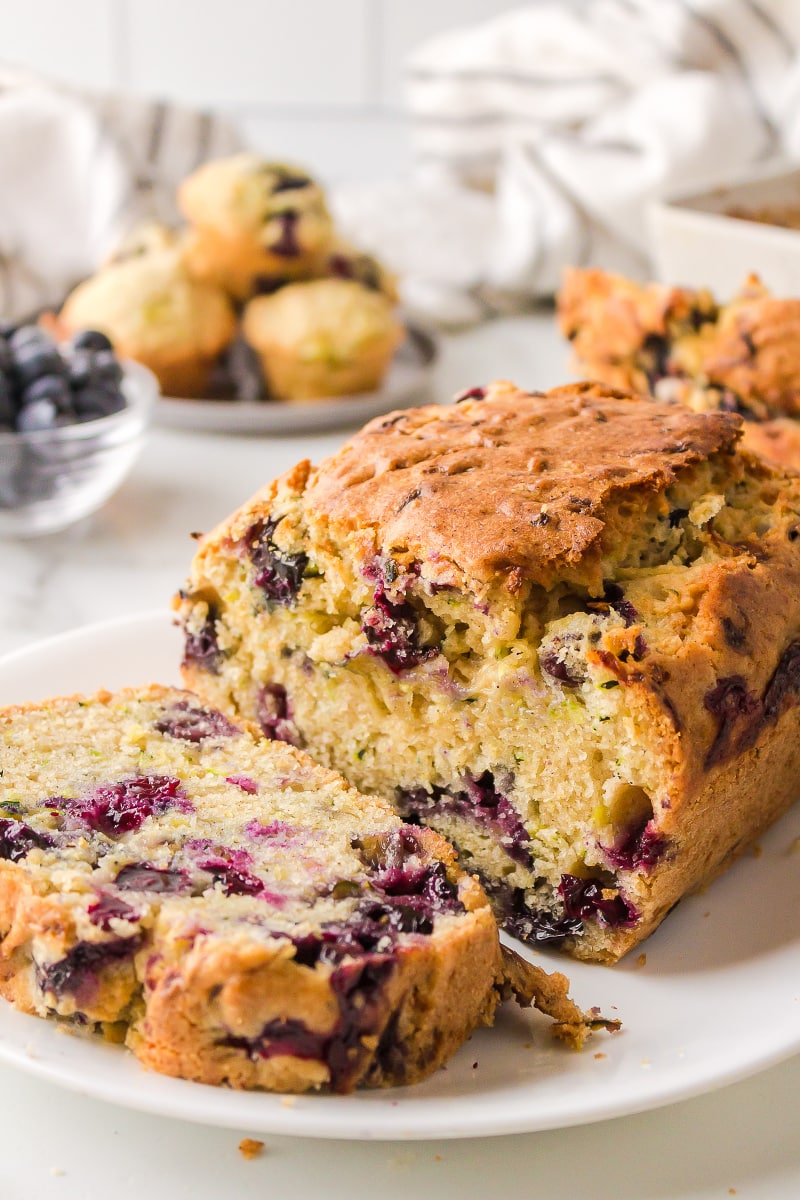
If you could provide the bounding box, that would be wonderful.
[300,380,741,591]
[558,268,800,464]
[130,904,506,1091]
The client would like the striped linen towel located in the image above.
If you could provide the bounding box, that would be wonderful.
[332,0,800,326]
[0,66,240,320]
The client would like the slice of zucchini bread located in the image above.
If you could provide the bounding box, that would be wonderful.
[176,381,800,963]
[0,685,583,1093]
[557,267,800,470]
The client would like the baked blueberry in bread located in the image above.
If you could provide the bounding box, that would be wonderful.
[0,685,587,1092]
[177,381,800,962]
[558,268,800,470]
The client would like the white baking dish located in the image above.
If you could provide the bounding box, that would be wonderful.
[648,161,800,298]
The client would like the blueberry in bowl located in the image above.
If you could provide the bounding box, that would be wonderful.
[0,324,158,537]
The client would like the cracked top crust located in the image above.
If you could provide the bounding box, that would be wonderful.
[301,381,743,592]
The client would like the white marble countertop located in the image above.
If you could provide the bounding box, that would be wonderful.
[1,313,800,1199]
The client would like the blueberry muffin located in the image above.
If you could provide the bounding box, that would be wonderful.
[241,278,403,401]
[60,251,237,398]
[179,155,334,301]
[103,221,183,267]
[177,381,800,963]
[0,685,594,1093]
[558,268,800,469]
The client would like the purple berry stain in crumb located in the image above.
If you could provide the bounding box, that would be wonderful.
[243,516,309,606]
[226,775,259,794]
[454,386,487,404]
[762,638,800,723]
[182,607,222,674]
[703,641,800,770]
[256,683,298,744]
[0,817,54,862]
[188,842,266,898]
[271,172,311,194]
[38,936,142,1006]
[269,210,301,257]
[558,874,637,928]
[221,954,394,1092]
[602,818,667,872]
[114,862,190,893]
[362,579,438,674]
[155,700,241,743]
[87,893,140,929]
[539,641,582,688]
[589,582,639,627]
[703,675,759,768]
[222,825,462,1089]
[244,818,298,846]
[477,874,583,946]
[52,776,192,837]
[397,772,532,868]
[223,1017,329,1062]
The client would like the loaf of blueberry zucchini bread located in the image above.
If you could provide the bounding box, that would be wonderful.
[0,685,588,1093]
[558,268,800,470]
[176,381,800,963]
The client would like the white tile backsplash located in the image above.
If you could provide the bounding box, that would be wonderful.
[0,0,119,91]
[123,0,372,108]
[238,111,412,185]
[0,0,515,179]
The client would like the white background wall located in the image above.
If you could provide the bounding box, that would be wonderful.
[0,0,513,182]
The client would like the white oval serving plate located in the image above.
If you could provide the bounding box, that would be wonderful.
[0,611,798,1140]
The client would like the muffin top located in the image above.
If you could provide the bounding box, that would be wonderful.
[242,278,402,358]
[299,380,800,592]
[178,153,332,247]
[61,251,237,360]
[103,221,183,268]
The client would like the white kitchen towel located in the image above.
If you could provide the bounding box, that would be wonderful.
[332,0,800,326]
[0,67,241,320]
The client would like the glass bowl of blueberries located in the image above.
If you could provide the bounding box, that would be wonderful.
[0,324,158,537]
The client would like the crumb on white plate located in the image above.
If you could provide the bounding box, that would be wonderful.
[238,1138,264,1161]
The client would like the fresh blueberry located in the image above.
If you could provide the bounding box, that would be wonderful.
[73,386,126,421]
[8,325,47,349]
[0,371,17,425]
[71,329,113,353]
[16,398,60,432]
[91,349,123,386]
[11,338,66,389]
[0,337,12,374]
[22,374,73,414]
[65,347,96,389]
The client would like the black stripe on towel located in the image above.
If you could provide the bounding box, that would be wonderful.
[740,0,795,58]
[194,112,213,166]
[146,102,167,166]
